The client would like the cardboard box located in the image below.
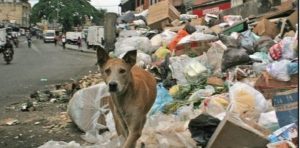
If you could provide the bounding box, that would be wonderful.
[169,0,183,6]
[206,113,269,148]
[207,76,224,86]
[254,72,298,100]
[163,25,185,32]
[253,18,279,38]
[190,17,206,26]
[175,39,217,56]
[210,25,223,34]
[287,10,298,30]
[171,19,182,27]
[147,0,180,30]
[272,89,298,128]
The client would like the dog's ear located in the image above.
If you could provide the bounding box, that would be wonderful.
[123,50,137,67]
[96,47,109,68]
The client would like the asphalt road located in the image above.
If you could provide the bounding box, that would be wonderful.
[0,37,97,107]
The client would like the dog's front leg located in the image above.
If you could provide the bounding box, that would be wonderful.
[109,99,129,137]
[122,116,146,148]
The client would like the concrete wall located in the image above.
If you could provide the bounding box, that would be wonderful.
[0,2,31,27]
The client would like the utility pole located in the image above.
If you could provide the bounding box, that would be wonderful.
[104,12,118,52]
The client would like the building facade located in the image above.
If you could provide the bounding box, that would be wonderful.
[121,0,184,13]
[0,0,31,28]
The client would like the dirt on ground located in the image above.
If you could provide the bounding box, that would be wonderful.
[0,73,104,148]
[0,101,87,148]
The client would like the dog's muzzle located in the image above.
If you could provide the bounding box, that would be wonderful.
[108,82,118,92]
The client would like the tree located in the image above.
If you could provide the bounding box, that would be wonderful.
[30,0,106,31]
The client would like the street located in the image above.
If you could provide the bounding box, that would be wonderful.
[0,37,97,108]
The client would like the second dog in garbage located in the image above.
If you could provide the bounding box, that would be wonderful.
[97,48,157,148]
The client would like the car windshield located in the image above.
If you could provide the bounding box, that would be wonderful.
[46,33,55,36]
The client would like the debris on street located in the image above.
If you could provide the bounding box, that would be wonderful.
[3,118,20,126]
[3,0,298,147]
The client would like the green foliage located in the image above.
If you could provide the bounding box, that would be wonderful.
[31,0,106,31]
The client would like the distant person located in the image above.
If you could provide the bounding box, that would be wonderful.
[62,34,66,49]
[26,33,32,48]
[77,37,82,49]
[54,35,58,46]
[12,34,19,48]
[4,39,14,55]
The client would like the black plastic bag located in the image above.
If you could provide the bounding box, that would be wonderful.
[239,30,258,54]
[188,114,221,147]
[222,48,251,71]
[219,34,241,48]
[254,36,275,53]
[184,24,196,34]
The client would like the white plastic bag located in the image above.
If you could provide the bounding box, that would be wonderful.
[178,32,217,45]
[180,14,198,20]
[133,19,146,26]
[188,85,215,102]
[200,94,229,118]
[266,60,291,81]
[67,83,110,133]
[279,37,296,60]
[169,55,192,84]
[119,50,152,67]
[205,42,225,75]
[184,59,209,83]
[150,34,163,48]
[223,15,243,26]
[258,111,279,131]
[194,25,211,33]
[175,104,195,121]
[160,30,176,45]
[135,9,149,18]
[115,36,154,56]
[228,82,269,116]
[118,30,142,38]
[38,141,81,148]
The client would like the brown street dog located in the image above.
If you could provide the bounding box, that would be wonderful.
[97,48,157,148]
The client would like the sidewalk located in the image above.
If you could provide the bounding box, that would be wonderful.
[65,44,96,54]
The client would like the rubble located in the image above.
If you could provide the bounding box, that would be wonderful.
[3,118,20,126]
[37,1,298,147]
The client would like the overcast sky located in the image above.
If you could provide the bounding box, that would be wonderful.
[29,0,121,13]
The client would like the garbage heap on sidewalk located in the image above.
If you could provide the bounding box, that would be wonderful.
[40,0,298,147]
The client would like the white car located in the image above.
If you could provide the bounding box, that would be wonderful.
[43,30,56,43]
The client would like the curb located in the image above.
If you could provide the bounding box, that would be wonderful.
[65,44,96,54]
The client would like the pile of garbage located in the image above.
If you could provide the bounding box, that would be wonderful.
[6,73,103,113]
[40,1,298,148]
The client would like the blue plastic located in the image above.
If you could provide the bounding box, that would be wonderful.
[287,62,298,75]
[149,83,173,115]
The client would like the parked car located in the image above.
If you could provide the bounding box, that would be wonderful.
[43,30,56,43]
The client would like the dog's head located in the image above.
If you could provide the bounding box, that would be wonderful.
[97,47,137,94]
